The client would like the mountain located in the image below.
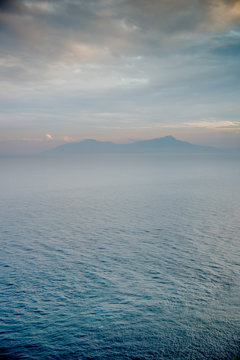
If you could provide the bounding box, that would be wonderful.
[126,136,215,153]
[46,136,216,155]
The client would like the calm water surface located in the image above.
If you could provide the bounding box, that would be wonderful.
[0,154,240,359]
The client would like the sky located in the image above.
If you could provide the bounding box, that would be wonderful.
[0,0,240,154]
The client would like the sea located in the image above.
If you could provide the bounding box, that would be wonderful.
[0,153,239,359]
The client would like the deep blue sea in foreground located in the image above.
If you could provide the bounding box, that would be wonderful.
[0,153,239,360]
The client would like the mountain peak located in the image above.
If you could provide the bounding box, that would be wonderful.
[164,135,176,140]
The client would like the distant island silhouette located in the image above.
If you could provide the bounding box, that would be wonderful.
[46,136,217,155]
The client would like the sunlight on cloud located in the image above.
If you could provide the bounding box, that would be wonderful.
[230,1,240,18]
[207,0,240,30]
[185,120,240,129]
[162,120,240,130]
[45,133,53,140]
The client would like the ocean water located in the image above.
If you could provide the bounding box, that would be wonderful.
[0,153,239,360]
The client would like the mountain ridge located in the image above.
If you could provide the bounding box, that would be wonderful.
[45,136,217,155]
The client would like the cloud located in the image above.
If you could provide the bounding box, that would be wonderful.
[61,135,75,142]
[0,0,23,13]
[0,0,239,68]
[185,120,240,128]
[0,0,240,152]
[0,0,239,91]
[163,119,240,130]
[45,133,53,140]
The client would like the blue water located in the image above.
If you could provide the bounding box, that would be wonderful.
[0,154,239,359]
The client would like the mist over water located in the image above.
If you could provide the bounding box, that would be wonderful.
[0,153,240,359]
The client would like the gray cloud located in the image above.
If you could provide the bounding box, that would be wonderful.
[0,0,23,13]
[0,0,239,85]
[0,0,239,152]
[0,0,239,65]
